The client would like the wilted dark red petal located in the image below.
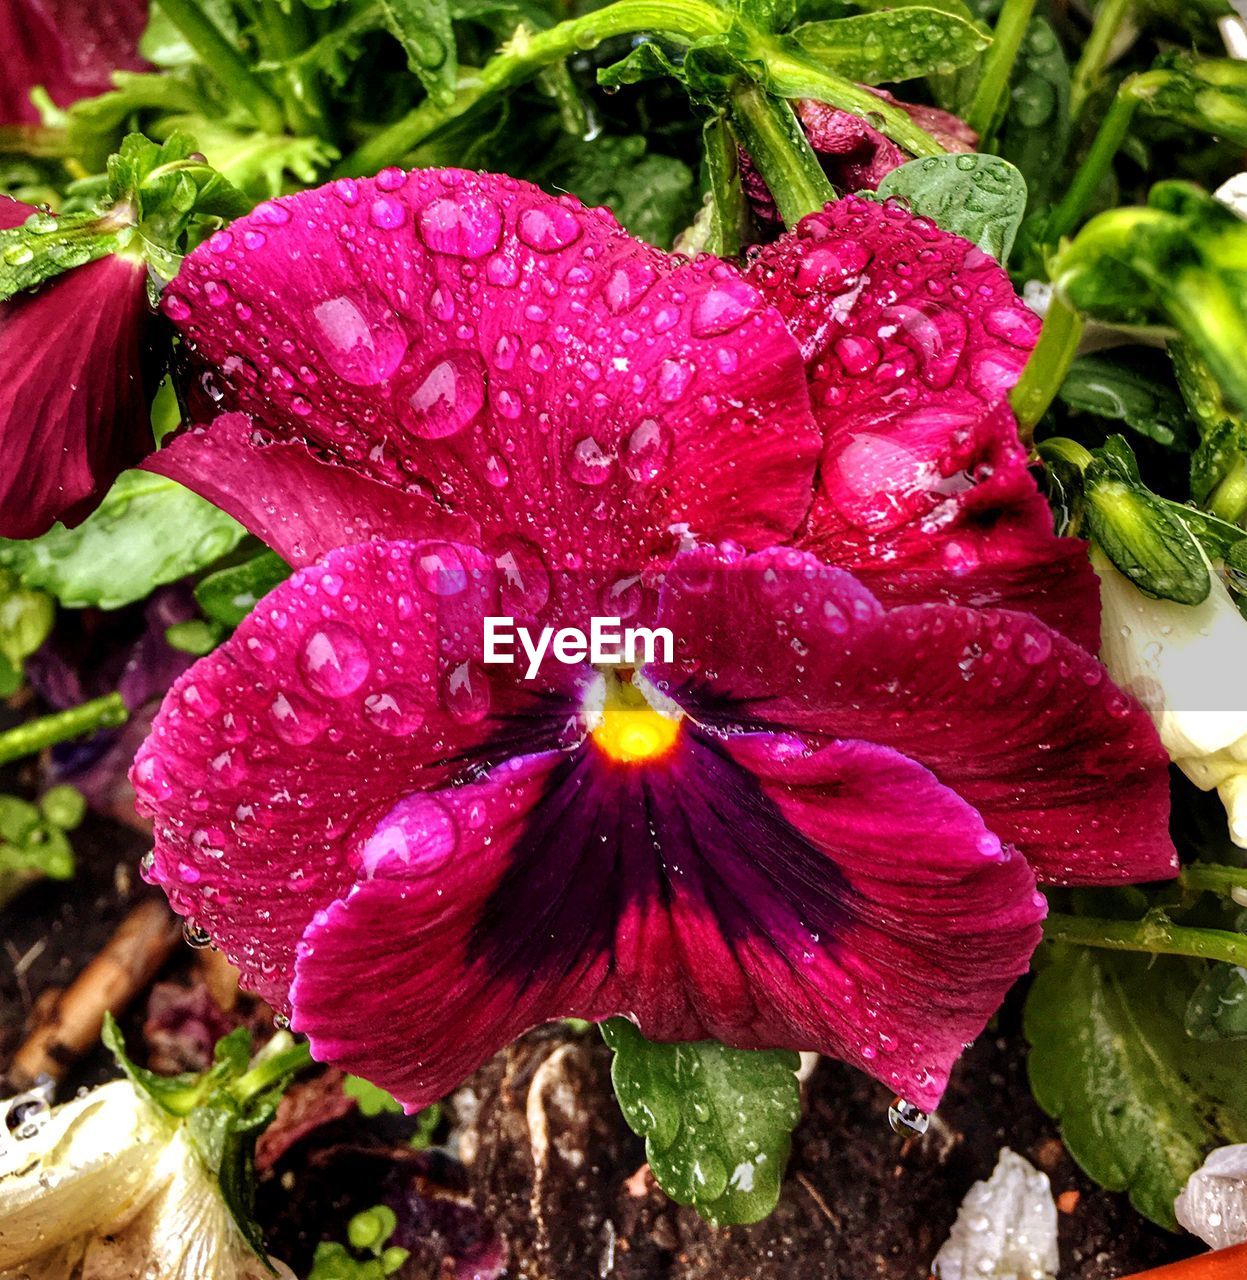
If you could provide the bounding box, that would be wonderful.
[143,413,475,566]
[0,240,158,538]
[650,546,1177,886]
[290,731,1041,1112]
[132,539,588,1009]
[745,195,1100,651]
[162,169,819,579]
[0,0,148,124]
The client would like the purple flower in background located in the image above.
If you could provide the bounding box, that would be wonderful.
[131,169,1174,1114]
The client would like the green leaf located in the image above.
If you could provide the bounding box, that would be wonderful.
[343,1076,405,1117]
[1026,947,1247,1228]
[1185,963,1247,1041]
[0,794,76,909]
[0,471,245,610]
[602,1019,801,1226]
[1172,342,1247,522]
[0,570,54,697]
[195,549,292,628]
[597,41,685,91]
[992,18,1070,214]
[1133,55,1247,149]
[873,153,1027,262]
[786,9,988,85]
[1084,437,1210,606]
[378,0,458,105]
[103,1012,219,1116]
[1058,354,1193,450]
[701,114,749,258]
[0,210,128,302]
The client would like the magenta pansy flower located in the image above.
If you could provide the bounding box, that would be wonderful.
[132,169,1175,1113]
[0,197,159,538]
[744,90,978,228]
[0,0,148,125]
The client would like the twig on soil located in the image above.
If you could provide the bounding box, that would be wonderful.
[795,1172,841,1230]
[4,897,180,1090]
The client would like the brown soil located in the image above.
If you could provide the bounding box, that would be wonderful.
[0,802,1202,1280]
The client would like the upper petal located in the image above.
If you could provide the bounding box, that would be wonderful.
[745,195,1100,651]
[132,538,589,1008]
[162,169,820,575]
[648,545,1177,885]
[289,728,1042,1112]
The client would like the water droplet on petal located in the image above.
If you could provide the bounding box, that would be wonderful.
[396,350,486,439]
[310,295,408,386]
[888,1098,930,1136]
[299,623,371,697]
[363,683,427,736]
[569,436,614,486]
[517,203,582,251]
[417,194,502,258]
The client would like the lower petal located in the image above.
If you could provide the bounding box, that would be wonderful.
[290,730,1042,1112]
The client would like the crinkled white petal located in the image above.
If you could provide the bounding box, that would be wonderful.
[79,1129,294,1280]
[1216,172,1247,217]
[1176,1144,1247,1249]
[932,1148,1059,1280]
[1094,548,1247,847]
[0,1081,170,1269]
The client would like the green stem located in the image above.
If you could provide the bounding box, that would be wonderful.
[1181,863,1247,900]
[758,39,946,158]
[337,0,728,175]
[256,2,326,137]
[1010,291,1084,437]
[1046,88,1138,240]
[728,82,833,226]
[155,0,286,134]
[1208,455,1247,526]
[965,0,1040,139]
[1069,0,1133,117]
[0,693,128,768]
[230,1036,315,1104]
[1045,911,1247,966]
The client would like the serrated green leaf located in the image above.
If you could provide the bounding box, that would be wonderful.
[786,9,988,85]
[602,1019,801,1226]
[0,471,245,610]
[1058,354,1193,450]
[1026,948,1247,1228]
[379,0,458,104]
[196,549,292,628]
[873,153,1026,261]
[597,41,685,91]
[1084,439,1210,605]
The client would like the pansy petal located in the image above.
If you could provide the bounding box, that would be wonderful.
[0,237,158,538]
[649,546,1177,885]
[745,195,1100,650]
[290,730,1041,1112]
[161,169,820,576]
[132,539,588,1008]
[142,413,475,566]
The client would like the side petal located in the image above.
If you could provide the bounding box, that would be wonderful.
[745,195,1100,651]
[290,730,1041,1112]
[649,546,1177,885]
[162,169,820,574]
[132,539,588,1009]
[0,252,158,538]
[142,413,475,566]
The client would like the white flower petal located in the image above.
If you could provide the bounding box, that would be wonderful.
[932,1148,1059,1280]
[1176,1144,1247,1249]
[1095,548,1247,847]
[0,1081,169,1269]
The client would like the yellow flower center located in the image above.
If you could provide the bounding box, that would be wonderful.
[589,671,682,764]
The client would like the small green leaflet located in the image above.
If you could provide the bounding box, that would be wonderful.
[378,0,458,106]
[874,153,1027,262]
[1185,963,1247,1041]
[0,793,76,911]
[786,9,988,86]
[602,1019,801,1226]
[0,570,54,697]
[196,549,292,628]
[343,1075,405,1117]
[1026,948,1247,1229]
[0,471,245,611]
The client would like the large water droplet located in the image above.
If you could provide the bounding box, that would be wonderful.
[268,691,328,745]
[417,194,502,259]
[569,436,614,486]
[299,623,371,697]
[517,204,582,252]
[310,295,408,386]
[623,418,669,483]
[396,351,486,439]
[888,1097,930,1136]
[363,683,427,737]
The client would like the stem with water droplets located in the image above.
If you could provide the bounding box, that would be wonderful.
[1043,911,1247,967]
[1009,291,1084,438]
[965,0,1040,140]
[0,692,128,768]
